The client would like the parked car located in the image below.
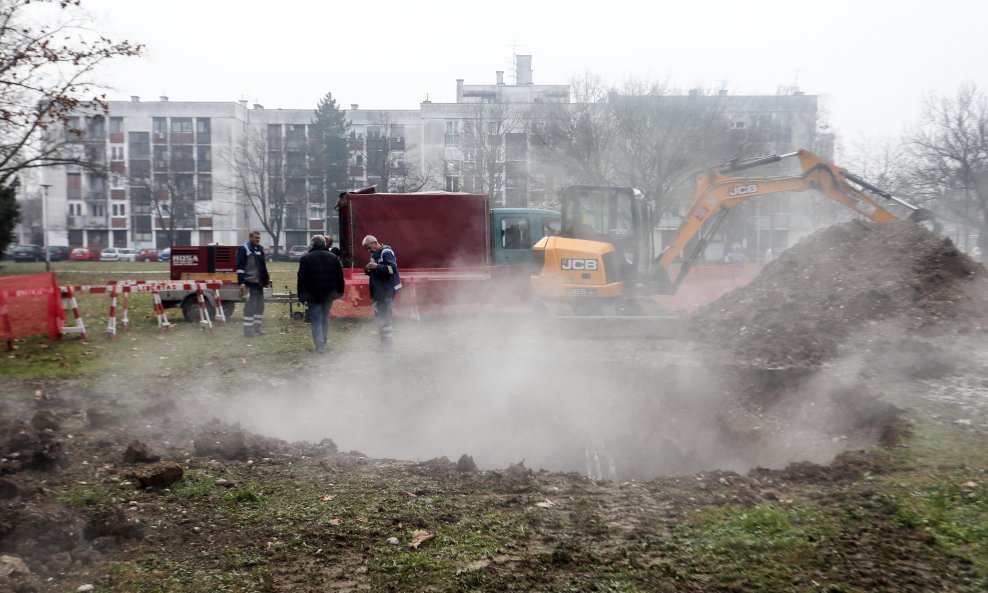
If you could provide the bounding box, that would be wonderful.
[2,242,17,260]
[157,247,171,262]
[137,247,159,262]
[70,246,102,262]
[46,245,71,261]
[100,247,137,262]
[10,244,44,262]
[288,244,309,262]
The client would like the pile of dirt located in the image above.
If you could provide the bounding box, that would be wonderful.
[691,221,988,366]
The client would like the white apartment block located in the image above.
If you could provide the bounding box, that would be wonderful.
[29,55,825,253]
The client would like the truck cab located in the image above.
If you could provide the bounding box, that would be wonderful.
[491,208,561,265]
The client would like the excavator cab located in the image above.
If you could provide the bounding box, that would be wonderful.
[532,186,662,311]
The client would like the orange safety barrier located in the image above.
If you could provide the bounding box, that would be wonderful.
[0,273,65,349]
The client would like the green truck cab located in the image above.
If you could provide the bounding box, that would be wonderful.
[491,208,561,265]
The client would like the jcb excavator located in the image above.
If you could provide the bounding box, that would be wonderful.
[531,149,934,330]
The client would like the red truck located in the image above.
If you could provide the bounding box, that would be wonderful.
[335,188,560,315]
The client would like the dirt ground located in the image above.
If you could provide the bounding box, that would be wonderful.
[2,221,988,592]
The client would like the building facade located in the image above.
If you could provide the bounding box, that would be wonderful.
[29,55,829,257]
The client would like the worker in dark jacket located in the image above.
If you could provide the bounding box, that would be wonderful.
[362,235,401,348]
[297,235,345,353]
[236,230,271,337]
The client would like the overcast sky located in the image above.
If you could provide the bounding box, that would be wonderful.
[83,0,985,146]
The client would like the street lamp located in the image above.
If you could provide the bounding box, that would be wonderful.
[40,183,51,272]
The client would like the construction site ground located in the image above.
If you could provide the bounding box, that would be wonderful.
[2,221,988,592]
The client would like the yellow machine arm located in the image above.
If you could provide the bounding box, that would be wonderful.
[657,149,925,269]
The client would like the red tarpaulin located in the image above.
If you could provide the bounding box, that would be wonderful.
[0,273,65,344]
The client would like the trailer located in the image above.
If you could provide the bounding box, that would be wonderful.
[335,189,560,315]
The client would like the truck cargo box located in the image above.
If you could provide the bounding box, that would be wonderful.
[338,191,491,269]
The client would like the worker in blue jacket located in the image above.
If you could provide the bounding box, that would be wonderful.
[362,235,401,348]
[236,230,271,337]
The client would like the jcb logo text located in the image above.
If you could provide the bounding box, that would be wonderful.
[561,258,598,271]
[729,184,758,197]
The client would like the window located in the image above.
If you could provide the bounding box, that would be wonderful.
[309,203,325,220]
[68,203,82,216]
[112,203,126,217]
[445,176,460,192]
[391,125,405,139]
[356,154,363,166]
[128,131,150,158]
[730,119,746,129]
[110,117,124,134]
[541,216,561,237]
[152,118,167,133]
[170,118,193,133]
[111,146,124,160]
[445,121,458,134]
[197,177,212,201]
[196,118,211,143]
[366,125,381,139]
[90,203,106,217]
[487,121,499,135]
[500,217,532,249]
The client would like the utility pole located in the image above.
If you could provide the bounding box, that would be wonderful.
[40,183,52,272]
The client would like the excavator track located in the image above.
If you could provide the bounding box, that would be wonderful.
[537,298,685,339]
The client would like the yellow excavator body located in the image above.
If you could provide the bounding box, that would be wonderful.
[530,236,624,301]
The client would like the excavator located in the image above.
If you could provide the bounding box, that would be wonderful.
[530,148,935,332]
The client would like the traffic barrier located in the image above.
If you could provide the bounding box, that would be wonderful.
[195,284,213,332]
[60,285,88,341]
[151,290,172,333]
[106,284,118,340]
[212,287,227,324]
[0,292,12,351]
[0,273,65,349]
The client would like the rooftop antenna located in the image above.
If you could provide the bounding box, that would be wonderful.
[507,40,525,85]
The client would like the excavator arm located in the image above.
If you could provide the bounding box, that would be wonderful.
[656,149,929,287]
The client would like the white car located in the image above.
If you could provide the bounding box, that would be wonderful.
[100,247,137,262]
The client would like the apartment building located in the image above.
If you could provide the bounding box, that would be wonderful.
[30,55,826,254]
[37,98,327,250]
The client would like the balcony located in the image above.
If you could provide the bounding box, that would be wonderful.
[66,215,84,227]
[86,216,108,229]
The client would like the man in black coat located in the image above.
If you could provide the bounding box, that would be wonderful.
[297,235,345,352]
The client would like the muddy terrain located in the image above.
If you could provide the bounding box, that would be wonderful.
[1,221,987,592]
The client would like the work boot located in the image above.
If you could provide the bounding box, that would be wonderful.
[244,328,255,338]
[253,327,267,336]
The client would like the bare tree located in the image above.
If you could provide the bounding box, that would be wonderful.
[0,0,142,186]
[452,102,527,204]
[610,82,740,221]
[536,72,620,186]
[220,128,292,257]
[354,114,439,193]
[906,83,988,253]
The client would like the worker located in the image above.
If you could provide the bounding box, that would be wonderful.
[362,235,402,348]
[236,230,271,337]
[297,235,345,353]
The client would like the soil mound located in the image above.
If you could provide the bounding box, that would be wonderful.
[691,221,988,366]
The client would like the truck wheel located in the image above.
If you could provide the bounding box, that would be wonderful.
[221,301,236,319]
[181,296,215,322]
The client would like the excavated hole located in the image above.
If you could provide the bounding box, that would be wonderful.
[228,355,902,482]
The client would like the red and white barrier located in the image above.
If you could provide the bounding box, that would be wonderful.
[195,284,213,332]
[60,285,88,341]
[106,284,118,340]
[151,290,172,333]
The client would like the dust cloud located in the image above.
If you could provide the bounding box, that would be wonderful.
[185,312,892,482]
